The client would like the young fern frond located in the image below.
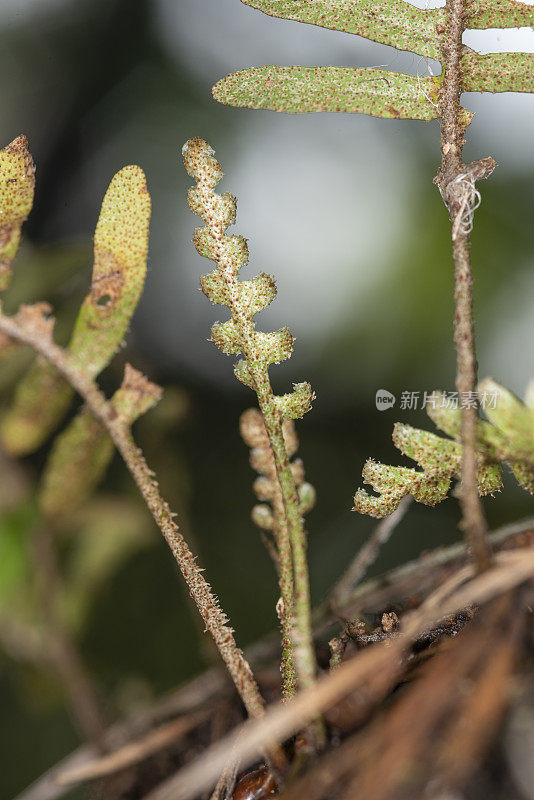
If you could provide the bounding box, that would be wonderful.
[0,137,286,768]
[183,137,319,699]
[240,408,316,700]
[354,382,534,518]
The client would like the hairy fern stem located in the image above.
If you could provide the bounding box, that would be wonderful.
[436,0,493,571]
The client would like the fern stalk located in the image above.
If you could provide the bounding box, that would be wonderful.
[261,413,315,691]
[240,408,317,700]
[240,409,309,701]
[274,500,297,700]
[436,0,494,571]
[253,428,299,702]
[183,139,318,703]
[452,237,492,570]
[435,0,495,570]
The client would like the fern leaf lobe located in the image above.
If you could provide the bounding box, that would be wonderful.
[213,66,440,119]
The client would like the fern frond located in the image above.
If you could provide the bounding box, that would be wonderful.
[236,0,445,59]
[1,166,151,455]
[0,136,281,748]
[354,380,533,519]
[215,0,533,565]
[240,408,315,536]
[183,137,320,704]
[462,51,534,94]
[465,0,534,29]
[0,136,35,291]
[478,378,534,491]
[354,459,451,518]
[183,137,313,420]
[215,0,533,119]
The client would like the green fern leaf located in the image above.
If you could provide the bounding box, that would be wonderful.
[68,166,151,375]
[216,0,534,120]
[354,459,451,518]
[237,0,444,59]
[39,413,115,520]
[462,51,534,94]
[465,0,534,29]
[0,136,35,292]
[213,66,440,119]
[1,166,151,455]
[478,378,534,467]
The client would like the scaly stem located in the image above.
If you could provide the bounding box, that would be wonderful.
[271,494,298,700]
[435,0,493,572]
[452,237,492,571]
[215,245,316,695]
[0,306,286,774]
[259,405,315,693]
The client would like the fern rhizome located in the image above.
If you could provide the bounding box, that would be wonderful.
[0,0,533,795]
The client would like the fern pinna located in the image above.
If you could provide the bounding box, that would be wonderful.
[213,0,534,570]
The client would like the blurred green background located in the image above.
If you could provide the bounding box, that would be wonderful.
[0,0,532,796]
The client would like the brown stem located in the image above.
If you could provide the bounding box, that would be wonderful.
[452,237,492,571]
[435,0,494,572]
[0,307,286,774]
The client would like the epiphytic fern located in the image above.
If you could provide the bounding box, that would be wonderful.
[213,0,533,119]
[213,0,534,570]
[0,136,283,757]
[354,380,534,518]
[183,137,319,706]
